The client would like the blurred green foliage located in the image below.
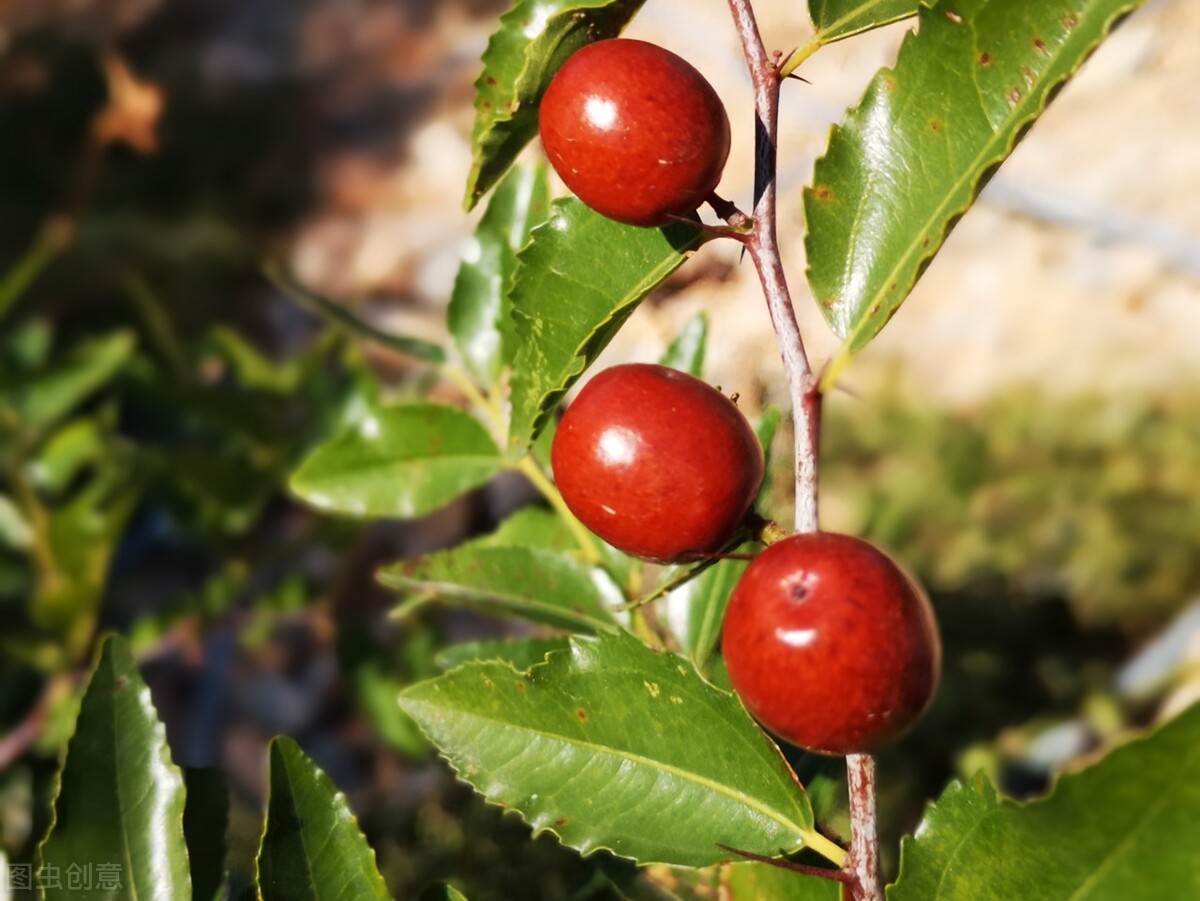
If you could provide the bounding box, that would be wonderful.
[817,385,1200,630]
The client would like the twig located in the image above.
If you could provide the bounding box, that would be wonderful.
[724,0,821,535]
[846,754,883,901]
[724,3,880,899]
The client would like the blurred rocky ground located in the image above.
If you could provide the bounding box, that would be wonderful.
[4,0,1193,403]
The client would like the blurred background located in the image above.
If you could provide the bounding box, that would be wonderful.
[0,0,1197,898]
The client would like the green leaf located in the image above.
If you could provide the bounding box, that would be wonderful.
[0,232,58,324]
[469,506,577,552]
[38,635,190,901]
[0,493,33,550]
[399,632,823,867]
[6,331,135,432]
[206,326,301,393]
[889,702,1200,900]
[381,545,620,633]
[265,264,446,365]
[257,737,393,901]
[726,862,842,899]
[464,0,646,209]
[805,0,1147,374]
[435,636,573,672]
[290,404,504,519]
[184,767,229,901]
[28,417,110,496]
[665,548,752,674]
[755,405,783,501]
[508,200,707,449]
[33,466,141,645]
[658,312,709,377]
[450,161,551,386]
[809,0,923,43]
[351,661,429,758]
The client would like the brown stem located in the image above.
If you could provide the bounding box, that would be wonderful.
[724,0,820,536]
[725,3,878,900]
[846,753,884,901]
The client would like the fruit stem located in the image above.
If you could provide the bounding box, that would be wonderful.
[515,455,602,566]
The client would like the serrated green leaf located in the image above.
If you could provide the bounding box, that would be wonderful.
[435,636,573,672]
[450,161,551,387]
[507,200,707,450]
[290,404,503,519]
[5,331,135,432]
[38,635,190,901]
[809,0,923,43]
[658,312,709,378]
[467,504,639,590]
[400,632,825,868]
[464,0,646,209]
[256,737,393,901]
[381,545,620,633]
[889,703,1200,900]
[184,767,229,901]
[805,0,1147,374]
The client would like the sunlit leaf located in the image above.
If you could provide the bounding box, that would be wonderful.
[435,636,573,672]
[381,544,620,633]
[39,635,190,901]
[806,0,1148,376]
[450,161,551,386]
[4,331,135,432]
[890,703,1200,899]
[464,0,646,209]
[508,200,706,450]
[291,404,503,519]
[257,737,392,901]
[808,0,923,43]
[658,312,709,377]
[665,547,752,674]
[400,632,825,868]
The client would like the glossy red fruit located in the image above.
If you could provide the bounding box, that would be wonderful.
[551,363,763,564]
[722,533,941,755]
[538,38,731,227]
